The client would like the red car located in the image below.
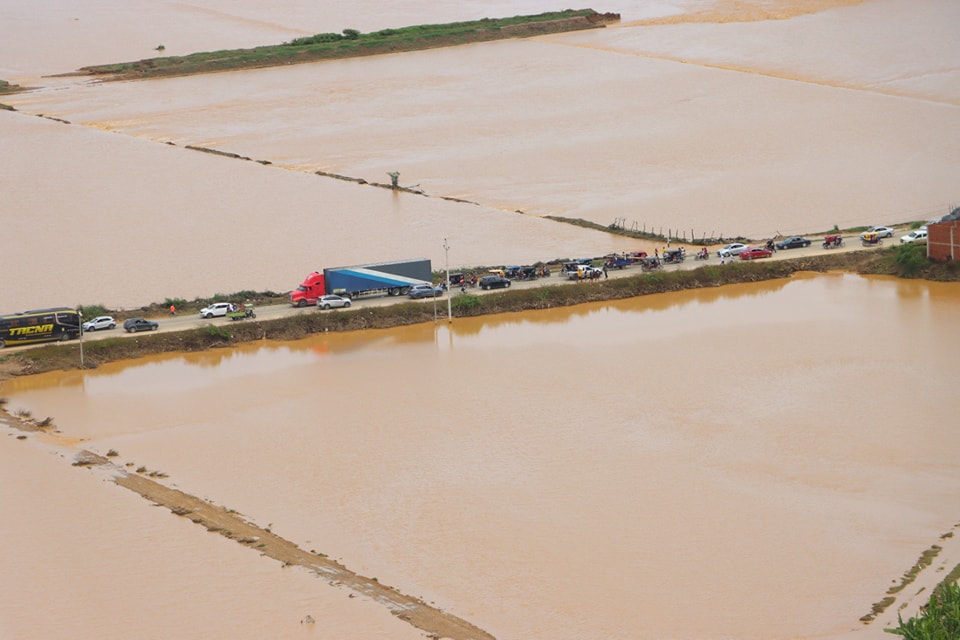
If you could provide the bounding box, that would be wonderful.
[739,246,773,260]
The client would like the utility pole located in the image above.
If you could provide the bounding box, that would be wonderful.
[78,309,84,368]
[443,238,452,323]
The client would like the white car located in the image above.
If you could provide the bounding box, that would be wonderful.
[82,315,116,331]
[900,229,928,244]
[717,243,749,258]
[317,294,351,310]
[861,226,895,239]
[199,302,232,318]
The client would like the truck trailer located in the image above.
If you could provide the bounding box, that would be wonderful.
[290,259,433,307]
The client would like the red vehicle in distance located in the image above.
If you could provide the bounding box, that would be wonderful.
[739,246,773,260]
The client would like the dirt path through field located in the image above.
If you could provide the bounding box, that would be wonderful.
[22,434,495,640]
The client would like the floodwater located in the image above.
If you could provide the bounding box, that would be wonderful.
[2,0,960,310]
[3,273,960,639]
[3,1,960,638]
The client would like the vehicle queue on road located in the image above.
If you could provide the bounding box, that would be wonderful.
[1,226,920,351]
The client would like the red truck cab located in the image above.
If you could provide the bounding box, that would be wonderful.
[290,272,325,307]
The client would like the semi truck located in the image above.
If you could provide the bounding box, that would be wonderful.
[289,259,433,307]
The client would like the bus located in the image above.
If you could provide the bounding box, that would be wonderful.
[0,307,82,348]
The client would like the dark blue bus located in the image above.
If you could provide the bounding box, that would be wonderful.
[0,307,82,348]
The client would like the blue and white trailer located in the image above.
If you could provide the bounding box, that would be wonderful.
[290,259,432,306]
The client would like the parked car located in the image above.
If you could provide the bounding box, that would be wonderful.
[717,243,749,258]
[316,294,352,310]
[82,315,116,332]
[408,283,444,299]
[900,229,928,244]
[739,247,773,260]
[123,318,158,332]
[199,302,232,318]
[479,275,511,290]
[862,226,894,239]
[775,236,811,250]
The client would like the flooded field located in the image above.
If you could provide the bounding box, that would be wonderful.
[3,1,960,638]
[3,273,960,639]
[2,0,959,310]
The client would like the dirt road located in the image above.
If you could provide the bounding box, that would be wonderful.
[4,231,898,355]
[80,232,890,340]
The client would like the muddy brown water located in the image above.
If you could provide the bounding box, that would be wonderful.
[3,1,960,637]
[2,0,959,311]
[3,273,960,639]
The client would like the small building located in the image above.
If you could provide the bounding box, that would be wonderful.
[927,208,960,262]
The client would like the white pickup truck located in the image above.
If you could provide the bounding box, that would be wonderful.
[569,264,603,280]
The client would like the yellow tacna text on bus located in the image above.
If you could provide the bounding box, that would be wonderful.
[0,308,81,348]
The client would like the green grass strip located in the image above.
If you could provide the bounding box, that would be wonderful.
[78,10,611,80]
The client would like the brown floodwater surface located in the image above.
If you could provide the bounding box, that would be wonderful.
[3,0,959,311]
[3,273,960,639]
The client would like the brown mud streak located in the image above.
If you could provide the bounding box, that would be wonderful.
[624,0,868,26]
[92,454,495,640]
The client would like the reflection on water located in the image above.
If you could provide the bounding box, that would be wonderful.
[3,273,960,640]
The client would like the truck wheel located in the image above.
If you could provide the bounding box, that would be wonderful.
[0,339,5,348]
[387,288,398,296]
[298,300,307,308]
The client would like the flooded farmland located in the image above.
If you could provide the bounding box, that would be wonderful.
[2,0,959,310]
[2,1,960,638]
[3,273,960,639]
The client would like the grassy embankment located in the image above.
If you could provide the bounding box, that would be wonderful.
[886,577,960,639]
[75,10,617,81]
[0,79,24,106]
[3,243,957,377]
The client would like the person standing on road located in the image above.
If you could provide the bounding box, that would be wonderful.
[169,304,176,316]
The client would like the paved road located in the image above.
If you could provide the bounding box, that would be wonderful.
[6,232,896,353]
